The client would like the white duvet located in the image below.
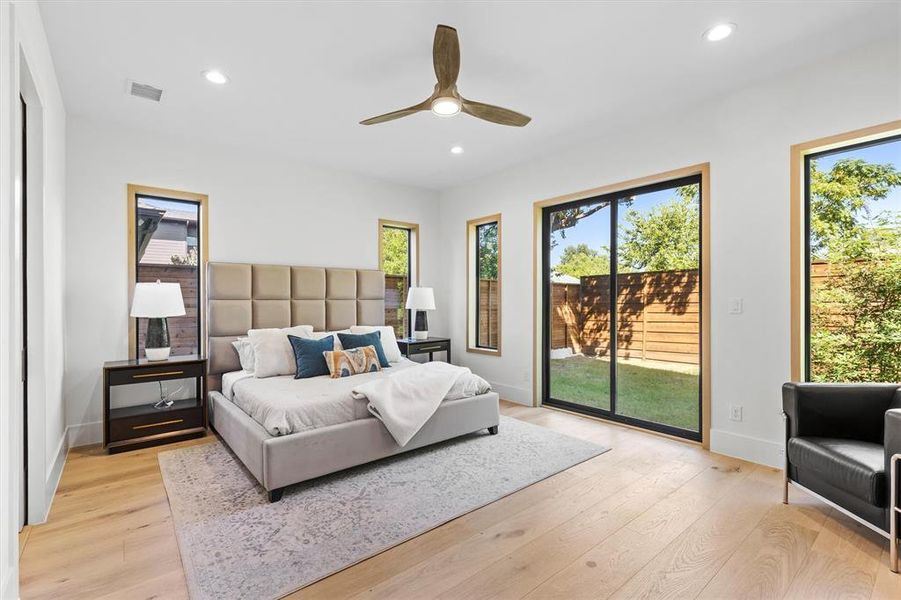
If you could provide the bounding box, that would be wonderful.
[227,359,490,436]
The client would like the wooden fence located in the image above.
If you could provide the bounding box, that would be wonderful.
[385,274,409,338]
[551,269,700,365]
[136,264,198,356]
[478,279,499,348]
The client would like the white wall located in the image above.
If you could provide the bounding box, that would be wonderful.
[64,116,442,445]
[438,37,900,468]
[0,1,67,598]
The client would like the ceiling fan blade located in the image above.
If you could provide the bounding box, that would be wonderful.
[461,98,531,127]
[433,25,460,91]
[359,99,430,125]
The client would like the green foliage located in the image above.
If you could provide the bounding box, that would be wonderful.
[170,246,198,266]
[381,227,409,275]
[478,223,498,280]
[554,243,610,278]
[809,159,901,260]
[810,255,901,382]
[808,157,901,383]
[618,184,699,272]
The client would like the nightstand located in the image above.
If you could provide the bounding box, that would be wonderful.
[102,355,207,454]
[397,337,451,363]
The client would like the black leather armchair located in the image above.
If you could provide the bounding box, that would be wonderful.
[782,382,901,572]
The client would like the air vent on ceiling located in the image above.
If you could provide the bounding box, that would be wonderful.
[127,80,163,102]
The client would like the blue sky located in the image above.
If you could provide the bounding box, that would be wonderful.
[550,138,901,268]
[549,188,680,267]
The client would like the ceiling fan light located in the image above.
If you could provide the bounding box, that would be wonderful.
[431,97,461,117]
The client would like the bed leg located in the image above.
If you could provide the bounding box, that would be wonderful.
[488,425,499,435]
[268,488,284,503]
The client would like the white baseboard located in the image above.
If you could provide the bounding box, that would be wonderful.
[710,428,783,469]
[39,430,69,524]
[67,420,101,448]
[490,381,532,406]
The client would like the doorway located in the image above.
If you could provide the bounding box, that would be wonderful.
[542,175,703,440]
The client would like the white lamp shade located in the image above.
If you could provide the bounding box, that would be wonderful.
[130,281,186,318]
[405,286,436,310]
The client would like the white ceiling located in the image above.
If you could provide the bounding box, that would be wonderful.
[39,1,898,190]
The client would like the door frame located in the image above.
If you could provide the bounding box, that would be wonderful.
[532,163,711,447]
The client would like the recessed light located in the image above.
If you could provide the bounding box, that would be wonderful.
[450,146,464,155]
[703,23,736,42]
[431,97,461,117]
[203,69,229,85]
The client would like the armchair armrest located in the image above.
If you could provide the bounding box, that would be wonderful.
[887,407,901,490]
[782,382,899,443]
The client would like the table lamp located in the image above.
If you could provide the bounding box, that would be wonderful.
[130,280,185,361]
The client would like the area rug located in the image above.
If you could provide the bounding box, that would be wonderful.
[158,415,609,600]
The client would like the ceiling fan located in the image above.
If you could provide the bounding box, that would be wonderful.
[360,25,531,127]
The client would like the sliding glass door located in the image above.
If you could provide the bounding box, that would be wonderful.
[542,176,702,440]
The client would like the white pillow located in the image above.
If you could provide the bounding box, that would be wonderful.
[247,325,314,378]
[308,330,351,351]
[231,337,255,373]
[350,325,402,363]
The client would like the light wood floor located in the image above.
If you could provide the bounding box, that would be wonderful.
[18,401,901,600]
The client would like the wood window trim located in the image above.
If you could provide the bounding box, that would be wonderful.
[789,120,901,381]
[466,213,502,357]
[531,163,711,448]
[127,184,209,360]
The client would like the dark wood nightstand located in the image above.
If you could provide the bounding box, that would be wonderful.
[397,337,451,363]
[102,355,207,454]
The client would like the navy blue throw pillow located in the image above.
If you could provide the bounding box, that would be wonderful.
[337,331,390,368]
[288,335,334,379]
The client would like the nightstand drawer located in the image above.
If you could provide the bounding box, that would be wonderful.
[413,341,449,353]
[108,361,205,386]
[108,400,202,443]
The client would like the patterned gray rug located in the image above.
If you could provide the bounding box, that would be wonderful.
[158,415,609,600]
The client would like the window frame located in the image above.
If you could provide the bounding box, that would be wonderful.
[789,121,901,381]
[466,213,502,356]
[127,184,209,360]
[378,219,420,339]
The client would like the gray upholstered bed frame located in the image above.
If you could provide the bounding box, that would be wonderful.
[206,262,499,501]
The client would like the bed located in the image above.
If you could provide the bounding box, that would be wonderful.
[205,262,500,501]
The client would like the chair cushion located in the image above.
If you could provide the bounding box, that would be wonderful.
[788,437,886,507]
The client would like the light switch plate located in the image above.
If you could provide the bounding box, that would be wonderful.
[728,297,743,314]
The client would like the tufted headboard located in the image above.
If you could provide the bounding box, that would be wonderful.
[206,262,385,391]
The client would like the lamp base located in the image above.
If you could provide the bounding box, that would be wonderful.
[145,317,171,361]
[145,347,171,361]
[413,310,429,340]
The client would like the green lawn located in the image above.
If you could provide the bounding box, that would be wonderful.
[549,357,699,431]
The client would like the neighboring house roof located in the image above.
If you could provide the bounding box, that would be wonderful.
[551,274,580,284]
[140,239,188,265]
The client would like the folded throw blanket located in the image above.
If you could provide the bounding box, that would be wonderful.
[352,361,478,446]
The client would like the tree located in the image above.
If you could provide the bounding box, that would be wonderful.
[381,227,409,276]
[618,184,699,272]
[554,243,609,278]
[809,158,901,260]
[477,223,498,279]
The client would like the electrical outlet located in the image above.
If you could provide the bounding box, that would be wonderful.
[728,297,743,314]
[729,405,743,421]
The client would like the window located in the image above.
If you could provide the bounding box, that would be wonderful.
[379,219,419,338]
[467,214,501,354]
[127,185,208,359]
[798,131,901,382]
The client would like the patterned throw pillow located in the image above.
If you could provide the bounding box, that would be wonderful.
[322,345,382,379]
